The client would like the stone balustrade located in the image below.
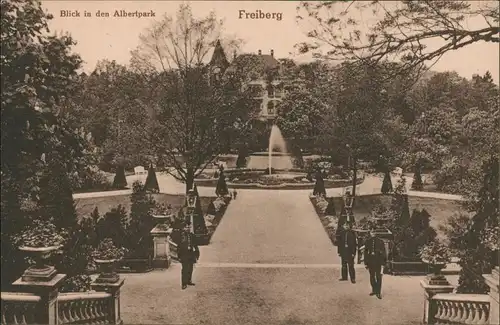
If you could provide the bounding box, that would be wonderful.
[430,294,490,324]
[1,251,125,325]
[58,291,114,324]
[1,292,40,324]
[421,266,499,325]
[1,290,119,325]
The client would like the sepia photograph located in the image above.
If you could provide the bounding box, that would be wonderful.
[1,1,499,324]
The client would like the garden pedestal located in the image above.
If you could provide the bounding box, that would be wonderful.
[150,226,171,269]
[12,272,67,325]
[91,278,125,325]
[483,266,499,325]
[420,279,454,324]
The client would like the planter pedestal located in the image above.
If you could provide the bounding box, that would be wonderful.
[420,276,454,324]
[95,259,120,283]
[150,217,172,269]
[19,246,60,282]
[91,278,125,325]
[12,246,66,325]
[483,266,499,325]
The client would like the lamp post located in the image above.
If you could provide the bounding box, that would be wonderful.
[345,143,357,207]
[186,189,197,233]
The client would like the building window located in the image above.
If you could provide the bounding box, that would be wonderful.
[267,84,275,98]
[267,101,275,115]
[274,83,283,98]
[248,84,263,97]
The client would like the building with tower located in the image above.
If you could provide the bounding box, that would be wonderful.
[208,40,285,121]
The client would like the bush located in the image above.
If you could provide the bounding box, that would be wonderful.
[325,198,336,216]
[71,168,112,193]
[14,219,66,248]
[92,238,128,260]
[418,239,452,264]
[96,205,128,247]
[60,274,92,293]
[144,165,159,193]
[456,157,499,293]
[126,181,156,257]
[112,165,127,189]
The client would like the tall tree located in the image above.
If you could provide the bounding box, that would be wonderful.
[319,61,392,201]
[296,1,499,78]
[457,156,499,293]
[1,0,92,288]
[130,4,256,192]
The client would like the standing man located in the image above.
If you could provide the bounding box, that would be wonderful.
[178,221,200,290]
[338,223,358,283]
[364,227,387,299]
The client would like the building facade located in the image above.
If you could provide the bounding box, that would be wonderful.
[208,40,284,121]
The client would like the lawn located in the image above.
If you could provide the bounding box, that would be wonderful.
[74,193,216,218]
[323,194,466,233]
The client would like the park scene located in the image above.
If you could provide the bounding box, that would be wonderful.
[1,1,499,324]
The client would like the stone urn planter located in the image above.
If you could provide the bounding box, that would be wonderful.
[92,238,127,283]
[19,245,61,282]
[420,240,451,285]
[94,258,120,283]
[16,219,65,282]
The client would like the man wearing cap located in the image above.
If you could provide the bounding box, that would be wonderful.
[337,222,358,283]
[178,221,200,290]
[364,227,387,299]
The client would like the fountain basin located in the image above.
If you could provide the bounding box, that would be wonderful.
[249,152,293,156]
[194,168,364,190]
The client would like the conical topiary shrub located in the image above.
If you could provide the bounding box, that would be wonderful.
[215,170,229,197]
[190,184,207,235]
[411,167,424,191]
[207,201,216,215]
[144,164,159,193]
[381,170,393,194]
[112,165,127,189]
[399,194,411,225]
[325,198,336,216]
[236,149,247,169]
[313,170,326,196]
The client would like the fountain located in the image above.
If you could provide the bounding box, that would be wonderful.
[194,124,360,190]
[247,124,294,171]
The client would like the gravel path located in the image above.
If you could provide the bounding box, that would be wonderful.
[199,190,339,264]
[116,188,459,325]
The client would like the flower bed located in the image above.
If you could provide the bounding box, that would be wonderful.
[202,195,232,245]
[309,196,338,246]
[195,176,362,190]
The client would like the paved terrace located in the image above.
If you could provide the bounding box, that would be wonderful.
[75,173,461,324]
[118,191,458,325]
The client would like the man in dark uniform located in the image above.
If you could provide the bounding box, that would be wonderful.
[338,223,358,283]
[364,227,387,299]
[178,221,200,290]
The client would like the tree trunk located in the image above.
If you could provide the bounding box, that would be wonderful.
[351,158,357,208]
[185,167,194,193]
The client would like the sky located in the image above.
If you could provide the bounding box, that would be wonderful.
[42,1,499,82]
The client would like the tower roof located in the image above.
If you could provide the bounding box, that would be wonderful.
[209,39,229,69]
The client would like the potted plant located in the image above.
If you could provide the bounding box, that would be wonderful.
[419,240,452,284]
[16,219,66,280]
[92,238,128,283]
